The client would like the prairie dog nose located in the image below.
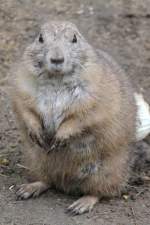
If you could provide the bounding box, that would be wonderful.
[50,57,64,64]
[50,47,64,65]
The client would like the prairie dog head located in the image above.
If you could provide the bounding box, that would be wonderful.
[23,21,96,79]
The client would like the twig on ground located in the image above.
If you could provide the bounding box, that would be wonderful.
[0,173,9,177]
[16,163,30,170]
[130,206,138,225]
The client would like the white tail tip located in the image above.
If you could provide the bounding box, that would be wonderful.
[135,93,150,141]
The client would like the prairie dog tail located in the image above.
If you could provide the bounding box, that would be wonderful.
[135,93,150,141]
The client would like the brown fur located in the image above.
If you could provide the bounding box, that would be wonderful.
[11,21,136,213]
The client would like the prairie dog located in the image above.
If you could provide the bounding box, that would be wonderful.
[11,21,136,215]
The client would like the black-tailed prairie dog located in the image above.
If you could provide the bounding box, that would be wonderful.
[11,21,150,215]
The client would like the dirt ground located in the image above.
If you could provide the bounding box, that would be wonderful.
[0,0,150,224]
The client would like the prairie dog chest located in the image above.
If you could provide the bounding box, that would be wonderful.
[36,79,83,131]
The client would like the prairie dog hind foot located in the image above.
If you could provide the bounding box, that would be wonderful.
[66,195,98,215]
[16,181,49,200]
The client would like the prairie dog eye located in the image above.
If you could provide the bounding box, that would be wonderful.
[39,33,44,43]
[72,34,77,43]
